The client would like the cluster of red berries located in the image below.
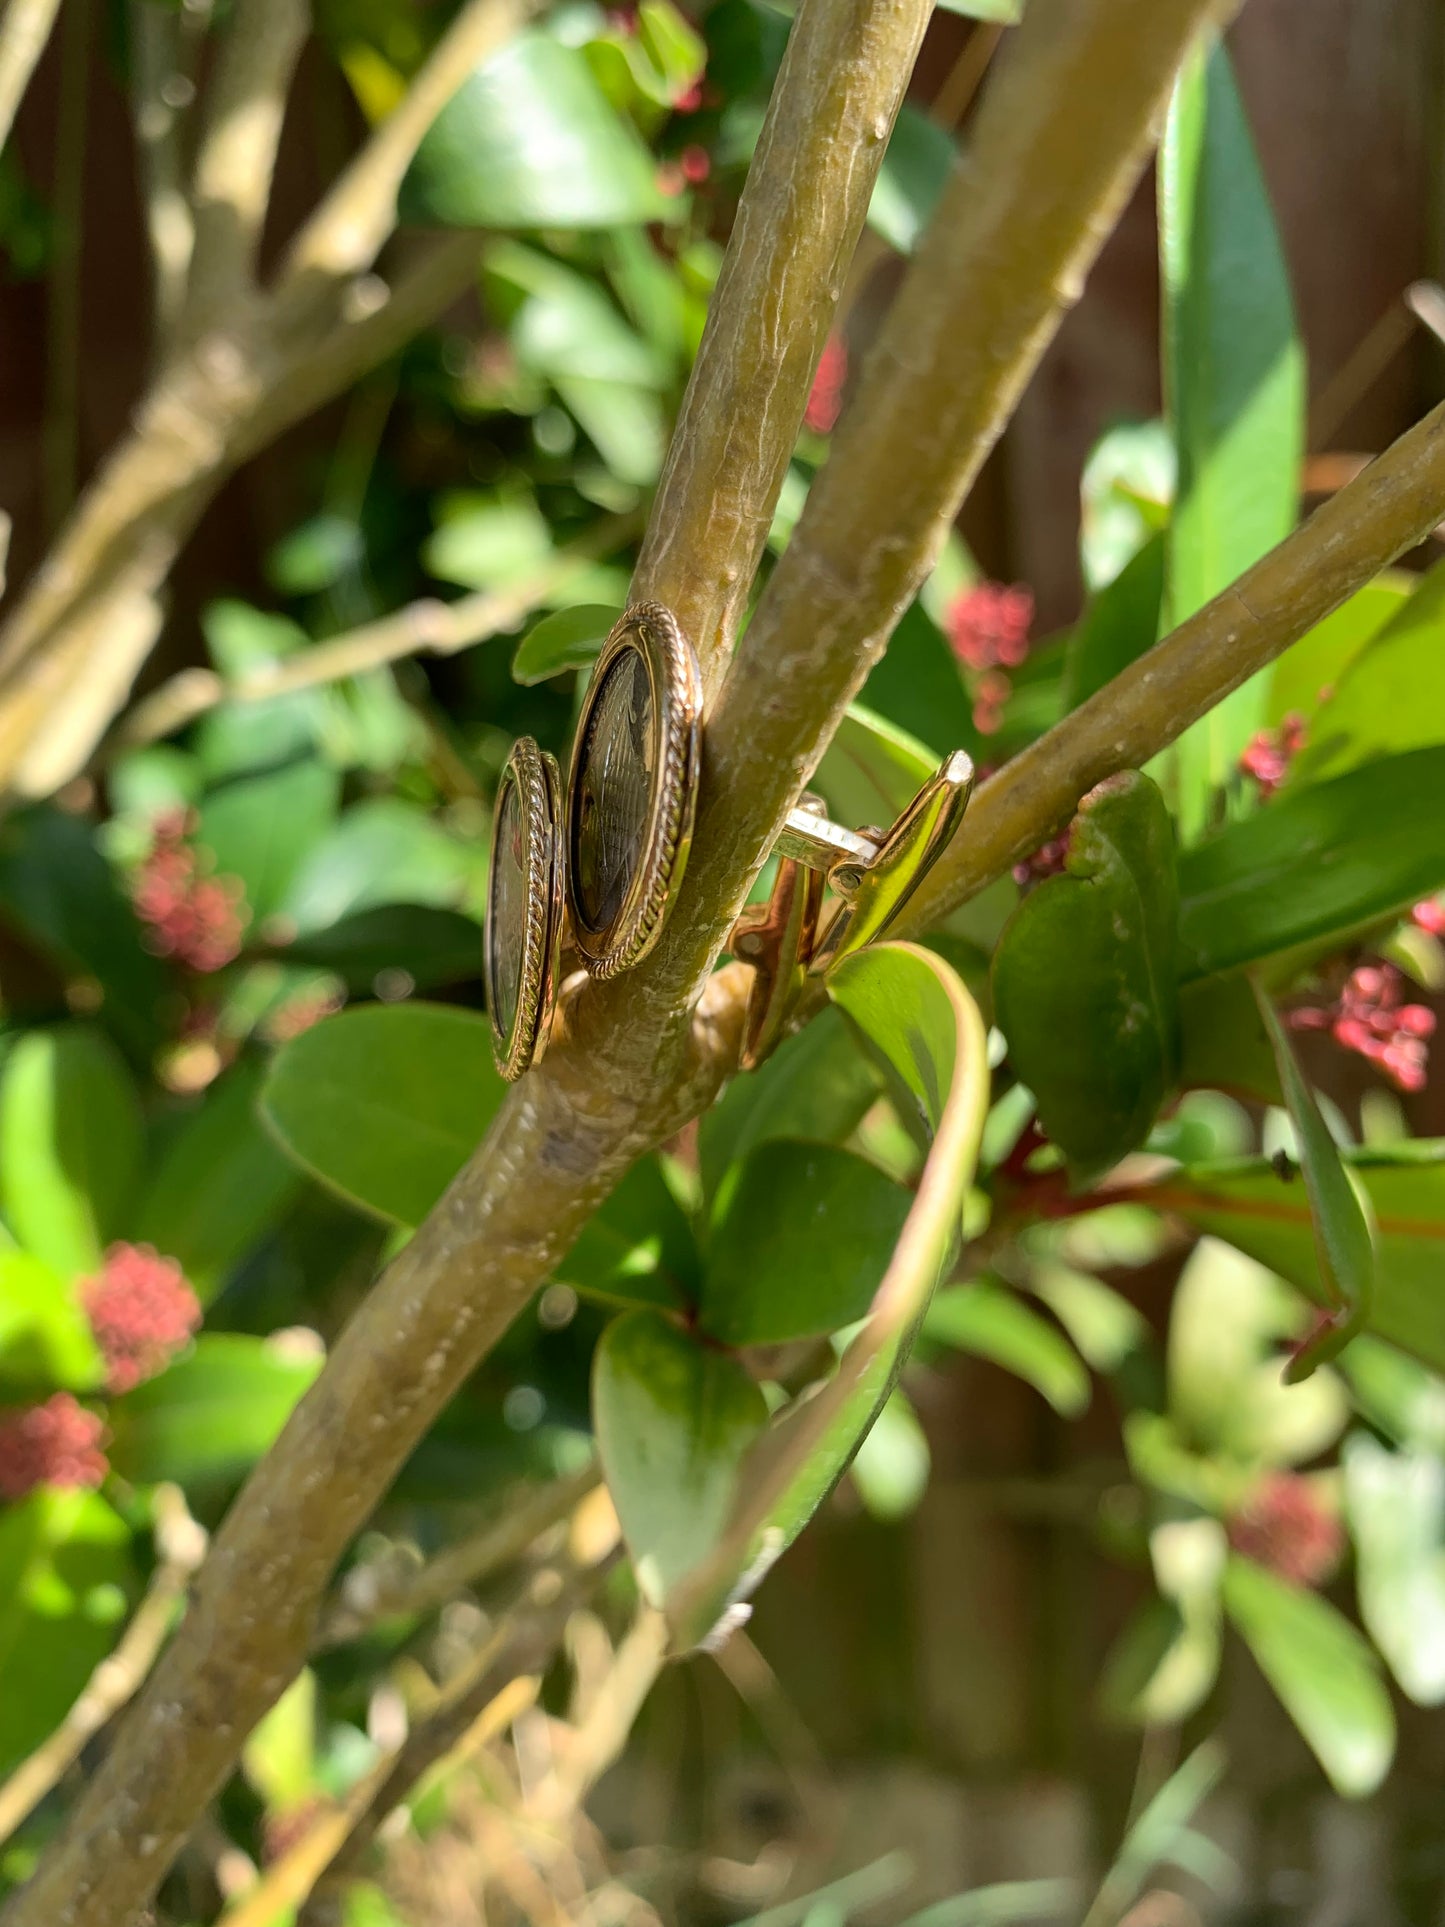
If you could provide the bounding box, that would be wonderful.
[803,335,848,436]
[1227,1471,1343,1590]
[82,1243,202,1395]
[132,810,248,974]
[0,1394,108,1501]
[1011,836,1069,890]
[1238,712,1307,800]
[1289,958,1436,1094]
[945,582,1035,734]
[0,1243,201,1503]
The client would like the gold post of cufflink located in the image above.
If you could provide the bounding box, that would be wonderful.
[730,752,974,1071]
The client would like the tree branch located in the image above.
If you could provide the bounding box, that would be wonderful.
[128,0,197,349]
[0,0,59,149]
[182,0,309,327]
[0,1488,207,1849]
[629,0,932,697]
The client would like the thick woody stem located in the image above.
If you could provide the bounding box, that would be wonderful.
[0,2,925,1916]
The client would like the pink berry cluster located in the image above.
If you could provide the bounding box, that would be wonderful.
[0,1394,107,1501]
[945,582,1035,735]
[1012,836,1069,890]
[1289,959,1436,1093]
[1239,712,1307,800]
[803,335,848,436]
[1227,1471,1343,1590]
[132,809,249,974]
[0,1243,201,1504]
[82,1243,202,1395]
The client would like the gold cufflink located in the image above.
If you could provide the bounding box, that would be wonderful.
[485,597,972,1082]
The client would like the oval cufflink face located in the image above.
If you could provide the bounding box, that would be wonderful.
[566,602,701,978]
[485,737,563,1082]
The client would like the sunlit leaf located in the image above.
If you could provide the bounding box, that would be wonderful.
[868,104,952,256]
[1345,1433,1445,1706]
[109,1334,322,1490]
[925,1282,1089,1417]
[512,604,622,685]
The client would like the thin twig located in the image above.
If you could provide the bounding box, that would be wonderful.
[315,1463,602,1650]
[527,1608,669,1826]
[932,20,1005,130]
[0,1487,207,1848]
[128,0,196,349]
[0,0,59,149]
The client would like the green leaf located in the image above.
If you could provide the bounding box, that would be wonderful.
[262,1003,507,1226]
[196,601,328,781]
[1156,1144,1445,1373]
[1079,419,1174,593]
[1289,559,1445,784]
[0,805,168,1060]
[1222,1554,1393,1797]
[1345,1433,1445,1706]
[132,1061,301,1303]
[849,1391,930,1522]
[557,374,665,485]
[858,602,977,761]
[422,494,552,593]
[665,944,988,1650]
[867,104,953,256]
[932,0,1020,17]
[198,760,341,927]
[243,1668,317,1811]
[593,1309,768,1605]
[1157,37,1304,839]
[1176,748,1445,979]
[814,705,936,848]
[279,799,477,933]
[924,1282,1089,1417]
[399,31,668,229]
[700,1141,911,1346]
[109,1334,322,1489]
[1100,1595,1221,1729]
[699,1006,880,1208]
[274,904,484,995]
[485,239,666,386]
[991,772,1178,1175]
[1177,971,1281,1103]
[1253,985,1373,1378]
[560,1156,699,1311]
[1165,1238,1346,1466]
[1088,1742,1232,1919]
[1063,533,1165,712]
[0,1026,144,1276]
[512,604,621,685]
[0,1251,104,1392]
[1264,573,1412,731]
[0,1489,133,1778]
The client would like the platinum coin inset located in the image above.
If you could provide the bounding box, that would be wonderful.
[566,603,702,977]
[484,737,563,1081]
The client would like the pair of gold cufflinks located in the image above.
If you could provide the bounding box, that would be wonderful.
[484,602,973,1081]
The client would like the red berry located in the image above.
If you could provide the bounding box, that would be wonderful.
[0,1394,108,1501]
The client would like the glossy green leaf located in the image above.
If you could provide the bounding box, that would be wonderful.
[699,1006,880,1208]
[1254,985,1373,1378]
[512,604,622,685]
[594,1309,768,1605]
[932,0,1020,17]
[924,1282,1089,1417]
[666,944,988,1650]
[132,1061,301,1303]
[1223,1554,1393,1797]
[0,1250,103,1392]
[486,239,666,386]
[1345,1433,1445,1706]
[274,904,483,995]
[1157,37,1304,839]
[867,104,953,256]
[1063,533,1164,712]
[280,799,477,933]
[1176,748,1445,979]
[198,760,341,927]
[1290,559,1445,784]
[1156,1143,1445,1373]
[814,703,936,830]
[992,772,1178,1175]
[560,1156,698,1311]
[0,805,168,1060]
[399,32,668,230]
[700,1141,911,1346]
[1264,573,1413,730]
[262,1003,506,1226]
[1165,1238,1346,1467]
[858,602,977,761]
[0,1489,133,1778]
[0,1026,144,1276]
[109,1334,322,1488]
